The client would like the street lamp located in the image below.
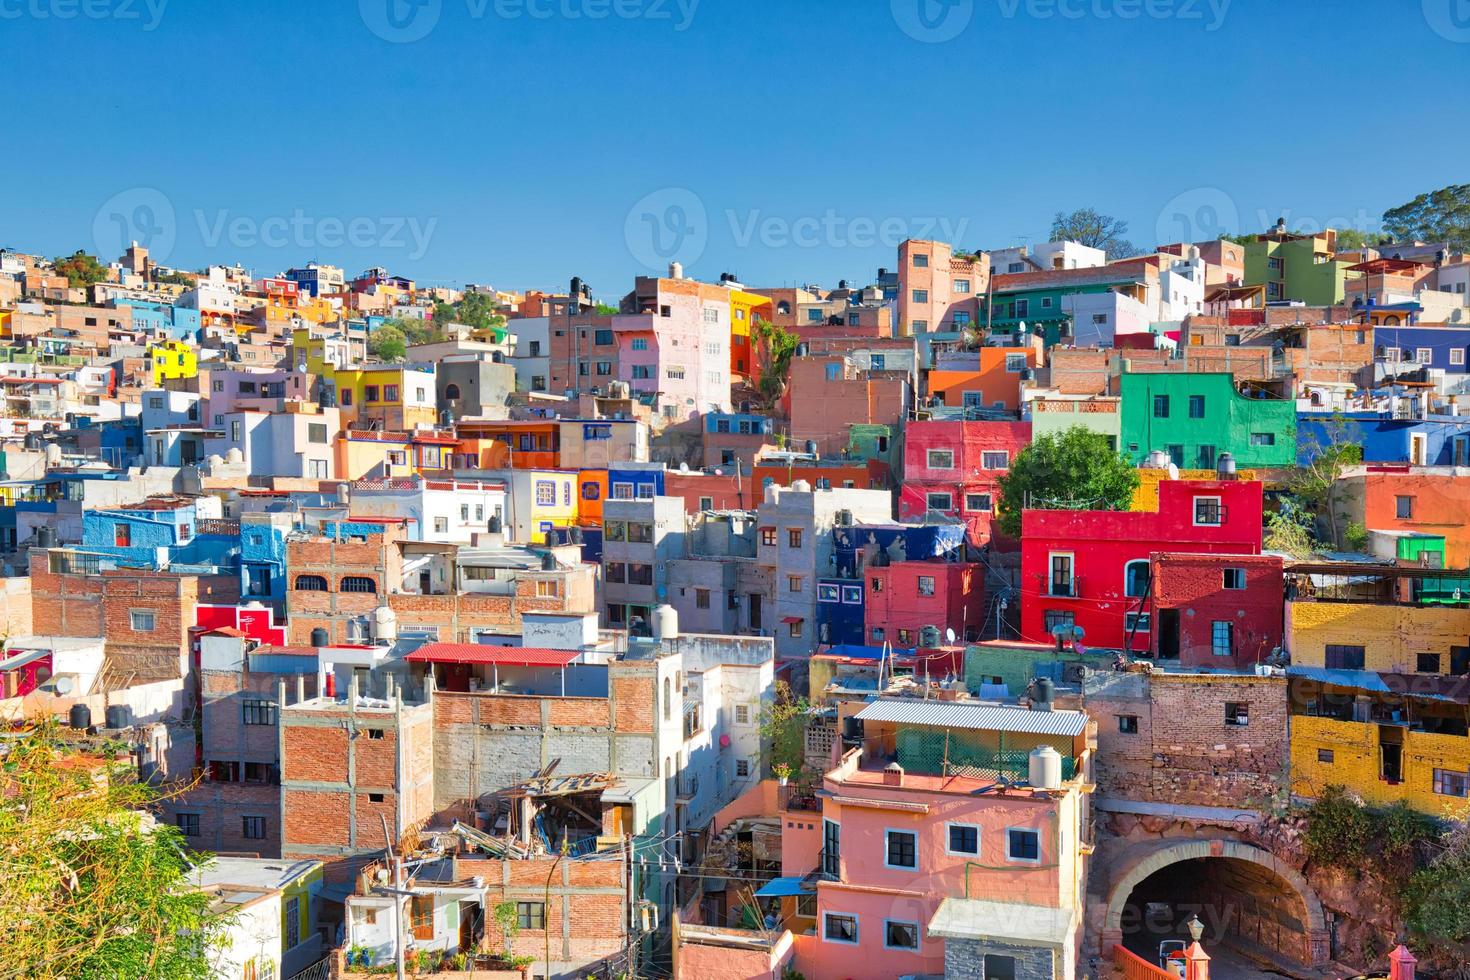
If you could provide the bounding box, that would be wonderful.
[1186,914,1204,943]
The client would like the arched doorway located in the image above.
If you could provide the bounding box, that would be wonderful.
[1103,840,1329,968]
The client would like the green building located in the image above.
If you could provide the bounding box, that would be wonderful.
[1027,397,1121,450]
[1119,372,1296,468]
[981,267,1149,347]
[1243,231,1357,305]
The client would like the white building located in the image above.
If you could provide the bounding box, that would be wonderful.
[349,476,508,544]
[193,857,324,980]
[989,240,1107,275]
[509,315,551,393]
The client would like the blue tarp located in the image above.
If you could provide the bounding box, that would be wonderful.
[754,876,811,898]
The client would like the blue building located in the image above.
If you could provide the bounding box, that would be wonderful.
[114,299,202,342]
[816,522,967,645]
[239,514,292,608]
[1372,324,1470,376]
[608,464,664,501]
[1299,411,1470,466]
[704,413,773,437]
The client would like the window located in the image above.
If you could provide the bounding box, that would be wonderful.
[114,523,131,547]
[433,517,449,534]
[788,528,803,548]
[1417,653,1441,673]
[885,920,920,951]
[308,423,328,444]
[231,420,242,442]
[517,901,545,929]
[1153,394,1170,418]
[1225,702,1249,726]
[984,955,1018,980]
[1223,568,1246,590]
[340,576,377,594]
[1188,394,1205,418]
[917,576,936,597]
[1123,560,1150,598]
[243,699,277,726]
[842,585,862,604]
[536,481,557,506]
[1212,620,1233,656]
[1118,715,1139,734]
[1325,644,1366,670]
[1044,609,1074,632]
[1250,432,1275,446]
[788,576,803,593]
[384,384,399,402]
[926,491,954,512]
[1396,495,1414,519]
[340,388,353,406]
[913,253,928,268]
[593,328,614,346]
[242,815,266,840]
[947,823,979,855]
[981,451,1009,470]
[295,574,327,591]
[1125,612,1151,633]
[1193,496,1222,526]
[1166,444,1184,466]
[1318,749,1334,764]
[818,584,840,603]
[824,913,858,944]
[1417,348,1434,364]
[148,396,164,410]
[735,758,751,778]
[611,482,634,501]
[1197,444,1216,469]
[1006,828,1040,862]
[1048,553,1074,597]
[175,812,199,837]
[1453,349,1467,367]
[1005,352,1027,372]
[885,829,917,869]
[788,620,803,638]
[926,449,955,470]
[130,610,156,632]
[1433,768,1469,797]
[965,493,993,512]
[760,527,777,547]
[695,589,710,609]
[735,704,750,725]
[870,354,886,370]
[365,385,379,402]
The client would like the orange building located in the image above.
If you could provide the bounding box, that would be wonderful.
[927,346,1039,411]
[1344,466,1470,565]
[576,470,608,526]
[453,419,561,469]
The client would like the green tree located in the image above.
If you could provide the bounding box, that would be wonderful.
[435,291,508,333]
[52,250,109,288]
[594,303,619,316]
[751,317,799,409]
[1382,183,1470,252]
[994,427,1139,537]
[1332,227,1379,251]
[759,681,809,776]
[0,727,227,979]
[1289,413,1363,547]
[368,324,407,362]
[154,270,197,287]
[1050,208,1140,258]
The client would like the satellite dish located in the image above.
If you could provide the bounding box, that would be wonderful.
[53,676,74,695]
[945,628,956,644]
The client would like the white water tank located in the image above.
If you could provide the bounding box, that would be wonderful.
[1029,745,1063,790]
[652,604,679,641]
[372,604,398,644]
[791,479,812,493]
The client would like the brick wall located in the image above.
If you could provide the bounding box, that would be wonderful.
[1152,553,1284,668]
[466,855,627,970]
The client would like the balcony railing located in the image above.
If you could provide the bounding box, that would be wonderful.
[816,846,840,880]
[676,773,698,802]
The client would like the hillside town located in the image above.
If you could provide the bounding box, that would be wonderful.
[5,197,1470,980]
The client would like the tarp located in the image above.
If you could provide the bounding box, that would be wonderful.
[754,876,811,898]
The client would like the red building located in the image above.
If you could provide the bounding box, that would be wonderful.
[899,419,1032,546]
[663,470,752,512]
[1150,552,1284,668]
[1020,478,1264,652]
[752,455,890,492]
[865,559,986,647]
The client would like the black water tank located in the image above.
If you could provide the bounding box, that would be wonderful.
[68,703,91,730]
[36,527,57,548]
[488,514,503,534]
[569,526,584,544]
[105,704,132,730]
[311,627,330,647]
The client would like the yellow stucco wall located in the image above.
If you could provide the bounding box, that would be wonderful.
[1130,467,1258,511]
[1287,601,1470,674]
[1291,715,1470,817]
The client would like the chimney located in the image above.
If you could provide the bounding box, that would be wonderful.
[882,762,905,787]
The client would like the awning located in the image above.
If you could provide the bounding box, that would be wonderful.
[780,616,804,625]
[927,897,1075,947]
[405,643,580,668]
[0,648,50,671]
[754,876,811,899]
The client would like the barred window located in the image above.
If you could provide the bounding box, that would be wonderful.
[295,574,328,591]
[340,576,377,594]
[242,699,277,726]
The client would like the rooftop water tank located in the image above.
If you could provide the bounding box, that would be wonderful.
[1029,745,1063,790]
[652,604,679,641]
[372,604,397,644]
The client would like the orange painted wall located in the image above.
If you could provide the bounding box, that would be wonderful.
[928,347,1038,410]
[1362,471,1470,565]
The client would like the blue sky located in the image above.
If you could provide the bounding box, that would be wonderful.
[2,0,1466,300]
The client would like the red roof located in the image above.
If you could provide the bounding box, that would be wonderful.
[405,643,580,667]
[780,616,804,625]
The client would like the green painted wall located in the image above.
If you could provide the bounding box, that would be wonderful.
[964,642,1114,696]
[1118,372,1296,468]
[848,423,899,470]
[1243,236,1354,306]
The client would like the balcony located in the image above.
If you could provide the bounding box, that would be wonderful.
[676,773,699,803]
[1045,575,1080,599]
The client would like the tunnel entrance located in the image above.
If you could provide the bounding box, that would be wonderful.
[1105,840,1329,972]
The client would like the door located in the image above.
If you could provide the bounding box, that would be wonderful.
[179,439,199,465]
[1157,609,1180,659]
[419,570,432,594]
[748,593,762,631]
[1379,726,1404,783]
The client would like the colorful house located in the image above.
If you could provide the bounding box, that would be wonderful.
[1119,372,1296,468]
[149,338,198,385]
[332,364,437,431]
[500,469,579,543]
[1340,466,1470,566]
[927,347,1038,411]
[899,420,1032,545]
[1243,229,1356,305]
[728,288,772,380]
[1020,477,1264,651]
[1150,552,1284,667]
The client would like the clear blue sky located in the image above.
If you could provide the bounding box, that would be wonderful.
[2,0,1466,300]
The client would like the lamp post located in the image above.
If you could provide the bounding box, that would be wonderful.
[1184,914,1210,980]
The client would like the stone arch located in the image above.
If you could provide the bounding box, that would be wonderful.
[1102,839,1329,965]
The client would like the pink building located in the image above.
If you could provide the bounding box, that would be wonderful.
[896,239,988,337]
[899,419,1033,546]
[865,559,986,646]
[677,699,1091,980]
[619,275,735,422]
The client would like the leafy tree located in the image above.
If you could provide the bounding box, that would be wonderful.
[435,291,508,333]
[1289,413,1363,547]
[751,316,799,409]
[52,250,109,288]
[1382,183,1470,252]
[368,324,407,362]
[1263,509,1315,559]
[994,427,1139,537]
[595,303,619,316]
[1332,227,1379,252]
[1050,208,1140,258]
[759,680,809,776]
[153,270,197,287]
[0,726,227,979]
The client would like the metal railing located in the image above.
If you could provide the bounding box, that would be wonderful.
[1112,943,1177,980]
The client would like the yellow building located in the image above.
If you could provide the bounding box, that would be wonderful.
[509,469,579,544]
[728,289,772,381]
[1130,466,1258,511]
[1291,716,1469,817]
[0,311,12,338]
[333,364,437,431]
[335,430,416,481]
[1287,601,1470,675]
[149,339,197,385]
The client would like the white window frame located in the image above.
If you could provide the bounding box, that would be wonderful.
[1417,347,1434,364]
[926,491,954,512]
[883,827,919,871]
[945,821,981,857]
[1123,559,1150,598]
[883,918,922,952]
[1452,348,1466,366]
[1047,552,1075,596]
[1192,496,1222,527]
[981,451,1009,470]
[1005,826,1042,865]
[822,911,859,945]
[926,449,955,469]
[130,609,156,632]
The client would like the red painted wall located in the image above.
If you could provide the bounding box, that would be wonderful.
[865,561,986,646]
[1151,553,1284,667]
[1020,479,1263,651]
[899,420,1031,545]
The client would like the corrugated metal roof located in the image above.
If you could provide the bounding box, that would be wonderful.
[854,697,1087,737]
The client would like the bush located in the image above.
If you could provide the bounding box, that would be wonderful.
[1303,786,1375,866]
